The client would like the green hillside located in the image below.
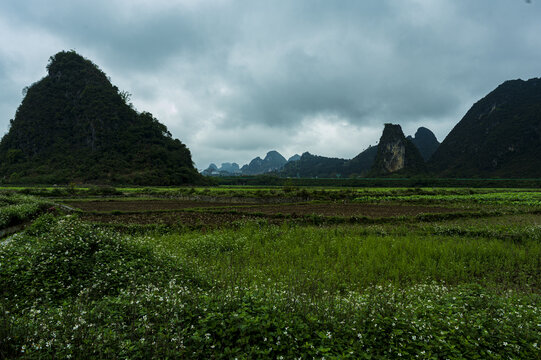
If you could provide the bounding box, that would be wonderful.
[430,78,541,177]
[0,51,204,185]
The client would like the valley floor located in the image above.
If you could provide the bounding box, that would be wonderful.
[1,186,540,358]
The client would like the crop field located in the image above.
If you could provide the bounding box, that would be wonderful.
[0,186,540,359]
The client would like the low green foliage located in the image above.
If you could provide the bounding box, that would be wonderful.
[1,217,539,358]
[355,190,541,207]
[2,282,539,359]
[217,176,541,188]
[0,193,51,229]
[1,187,540,358]
[0,216,207,307]
[148,223,540,292]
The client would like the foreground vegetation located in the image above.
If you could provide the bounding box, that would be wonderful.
[1,187,540,358]
[0,193,51,231]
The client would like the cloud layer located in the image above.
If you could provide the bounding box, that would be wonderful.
[1,0,540,168]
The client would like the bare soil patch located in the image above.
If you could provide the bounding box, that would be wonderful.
[64,200,250,212]
[79,201,463,227]
[66,199,460,218]
[233,203,460,217]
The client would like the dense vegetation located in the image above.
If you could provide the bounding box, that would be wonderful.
[0,193,51,230]
[275,147,379,178]
[430,78,541,177]
[280,152,349,178]
[0,51,204,185]
[216,175,541,188]
[278,147,382,179]
[407,127,440,161]
[1,186,540,358]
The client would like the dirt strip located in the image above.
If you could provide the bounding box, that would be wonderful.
[65,200,460,218]
[64,200,257,212]
[219,203,460,217]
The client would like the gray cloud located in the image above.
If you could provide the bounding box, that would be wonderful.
[1,0,540,168]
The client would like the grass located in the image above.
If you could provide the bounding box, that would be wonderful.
[141,223,540,293]
[1,186,540,358]
[0,193,52,230]
[354,190,541,206]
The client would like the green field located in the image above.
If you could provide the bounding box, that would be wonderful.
[1,186,540,358]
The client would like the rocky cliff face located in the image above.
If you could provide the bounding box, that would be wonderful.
[341,126,436,177]
[371,124,426,175]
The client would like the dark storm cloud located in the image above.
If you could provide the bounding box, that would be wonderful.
[1,0,540,168]
[0,0,231,70]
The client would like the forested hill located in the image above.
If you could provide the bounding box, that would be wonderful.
[429,78,541,177]
[0,51,204,185]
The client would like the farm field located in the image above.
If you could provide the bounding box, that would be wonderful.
[0,186,540,359]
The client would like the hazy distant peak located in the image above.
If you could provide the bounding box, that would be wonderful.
[288,154,301,162]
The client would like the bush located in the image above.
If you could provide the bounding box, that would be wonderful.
[0,194,51,229]
[0,217,208,308]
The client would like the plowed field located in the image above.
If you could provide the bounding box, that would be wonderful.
[72,199,465,227]
[232,203,458,217]
[64,200,252,211]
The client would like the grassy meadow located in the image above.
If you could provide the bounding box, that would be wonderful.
[0,186,540,358]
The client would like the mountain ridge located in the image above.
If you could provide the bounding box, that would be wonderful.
[407,127,440,161]
[0,51,204,185]
[430,78,541,177]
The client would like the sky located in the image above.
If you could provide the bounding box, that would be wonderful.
[1,0,540,170]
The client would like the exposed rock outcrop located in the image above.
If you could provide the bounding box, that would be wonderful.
[371,124,426,175]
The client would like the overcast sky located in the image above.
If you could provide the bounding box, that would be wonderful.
[1,0,540,169]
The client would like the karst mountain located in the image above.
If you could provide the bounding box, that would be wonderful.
[430,78,541,177]
[0,51,204,185]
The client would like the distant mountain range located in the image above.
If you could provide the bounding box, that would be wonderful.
[204,77,541,179]
[202,150,301,176]
[203,127,439,178]
[3,51,539,184]
[241,150,288,175]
